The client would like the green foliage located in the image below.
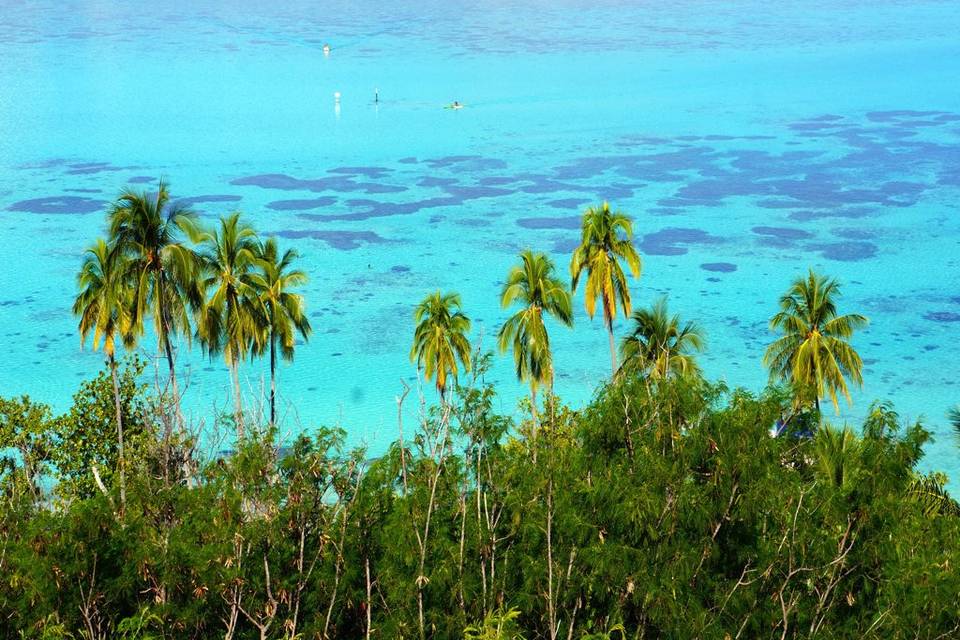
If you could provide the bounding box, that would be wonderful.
[2,362,959,639]
[464,607,526,640]
[618,296,705,381]
[48,357,152,501]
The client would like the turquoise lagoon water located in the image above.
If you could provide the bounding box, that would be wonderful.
[1,1,959,477]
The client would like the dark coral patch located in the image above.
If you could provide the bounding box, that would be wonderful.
[64,162,133,175]
[810,241,878,262]
[418,177,459,188]
[789,207,873,222]
[390,265,411,273]
[444,185,514,199]
[175,195,242,207]
[546,198,590,210]
[266,197,337,211]
[7,196,105,214]
[751,226,814,240]
[639,227,723,256]
[274,229,389,250]
[517,216,581,230]
[230,173,405,195]
[924,311,960,323]
[328,166,392,179]
[700,262,737,273]
[127,175,155,183]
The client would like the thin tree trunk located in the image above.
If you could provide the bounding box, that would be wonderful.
[269,332,277,426]
[155,271,185,434]
[230,354,245,440]
[607,320,618,376]
[365,556,373,640]
[109,354,126,516]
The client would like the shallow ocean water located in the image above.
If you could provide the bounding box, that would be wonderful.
[1,0,959,480]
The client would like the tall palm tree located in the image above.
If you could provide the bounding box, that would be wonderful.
[619,297,704,381]
[73,238,131,513]
[498,250,573,414]
[569,201,642,374]
[763,269,868,413]
[250,237,312,426]
[196,212,264,439]
[410,291,472,401]
[108,180,204,430]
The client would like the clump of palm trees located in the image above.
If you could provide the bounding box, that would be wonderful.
[73,181,312,465]
[76,182,872,466]
[411,201,870,423]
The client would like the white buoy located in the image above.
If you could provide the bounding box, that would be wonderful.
[334,91,341,103]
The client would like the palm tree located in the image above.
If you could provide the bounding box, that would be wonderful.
[569,201,642,374]
[410,291,472,401]
[619,297,704,381]
[73,238,131,514]
[813,425,861,490]
[498,250,573,414]
[250,237,312,426]
[763,269,868,413]
[108,180,204,430]
[196,212,264,439]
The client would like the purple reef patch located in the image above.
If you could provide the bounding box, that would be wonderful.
[175,195,242,208]
[639,227,723,256]
[546,198,590,210]
[7,196,105,214]
[810,241,878,262]
[266,197,337,211]
[274,229,389,251]
[230,173,406,195]
[924,311,960,323]
[516,216,582,230]
[700,262,737,273]
[751,226,815,240]
[328,166,392,179]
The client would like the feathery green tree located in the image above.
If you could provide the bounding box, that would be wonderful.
[569,202,642,374]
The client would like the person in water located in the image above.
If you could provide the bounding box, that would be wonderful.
[322,43,331,56]
[450,101,463,109]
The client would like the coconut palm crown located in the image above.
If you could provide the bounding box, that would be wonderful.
[763,268,868,413]
[569,201,642,373]
[196,212,264,437]
[72,237,132,512]
[411,291,472,399]
[250,236,312,425]
[619,296,704,381]
[498,250,573,405]
[107,180,204,417]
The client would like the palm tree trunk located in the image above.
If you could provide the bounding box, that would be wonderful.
[269,333,277,426]
[230,354,245,440]
[156,273,184,432]
[109,354,126,516]
[607,320,618,376]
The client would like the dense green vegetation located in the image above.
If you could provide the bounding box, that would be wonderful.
[1,187,959,638]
